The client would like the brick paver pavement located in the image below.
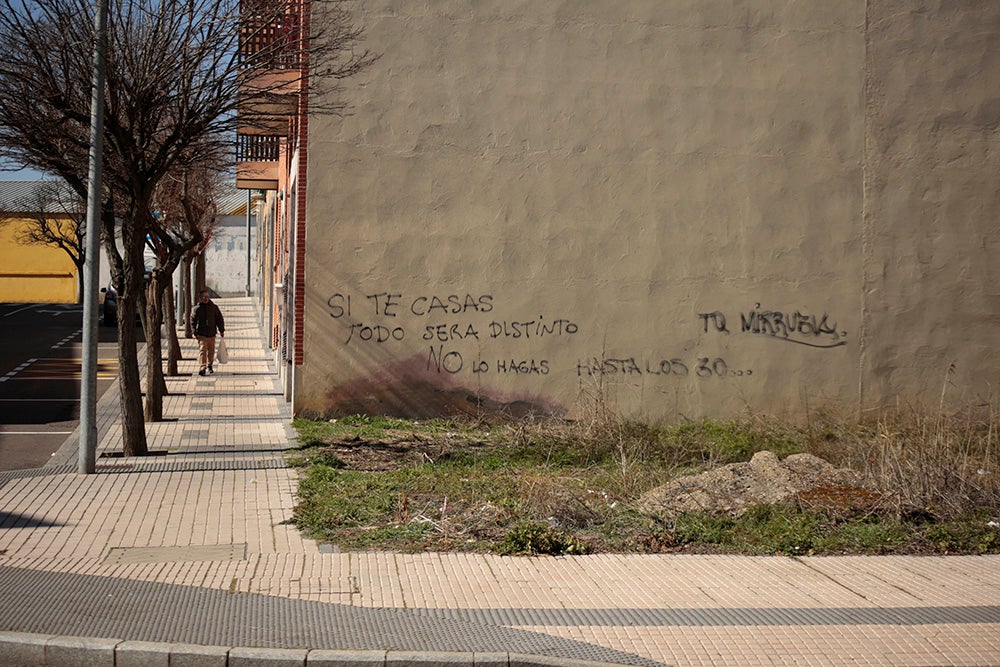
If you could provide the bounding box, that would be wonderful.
[0,298,998,666]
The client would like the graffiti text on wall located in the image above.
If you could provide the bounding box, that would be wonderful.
[698,304,848,349]
[327,291,846,381]
[328,291,580,378]
[329,292,579,345]
[576,357,752,379]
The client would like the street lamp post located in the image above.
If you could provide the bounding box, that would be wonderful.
[79,0,109,474]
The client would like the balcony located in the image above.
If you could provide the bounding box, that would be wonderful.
[236,134,282,190]
[237,3,301,135]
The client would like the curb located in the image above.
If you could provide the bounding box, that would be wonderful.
[0,632,637,667]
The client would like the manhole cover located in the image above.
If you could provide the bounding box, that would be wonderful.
[105,543,247,564]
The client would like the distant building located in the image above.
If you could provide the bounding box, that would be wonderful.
[203,189,257,297]
[0,180,83,303]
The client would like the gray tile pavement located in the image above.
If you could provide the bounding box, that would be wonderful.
[0,298,998,666]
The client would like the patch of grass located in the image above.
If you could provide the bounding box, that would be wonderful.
[291,417,342,448]
[815,518,911,554]
[663,418,806,468]
[671,506,999,556]
[922,515,1000,554]
[287,411,999,555]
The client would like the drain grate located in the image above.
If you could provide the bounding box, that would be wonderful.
[105,543,247,564]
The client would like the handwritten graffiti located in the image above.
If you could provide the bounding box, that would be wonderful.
[740,304,846,348]
[494,359,550,375]
[577,357,751,379]
[345,323,406,344]
[420,319,579,343]
[410,294,493,316]
[488,318,579,339]
[698,311,729,334]
[328,292,494,319]
[328,290,850,387]
[428,345,465,374]
[423,323,481,342]
[698,304,847,349]
[329,291,579,351]
[428,347,550,376]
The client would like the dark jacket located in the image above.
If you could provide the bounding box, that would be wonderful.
[193,300,225,337]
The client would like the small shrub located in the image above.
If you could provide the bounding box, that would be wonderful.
[497,523,591,556]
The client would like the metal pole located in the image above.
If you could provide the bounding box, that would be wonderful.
[246,190,251,296]
[79,0,109,474]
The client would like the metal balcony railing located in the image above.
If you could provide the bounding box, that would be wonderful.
[239,3,301,70]
[237,134,281,162]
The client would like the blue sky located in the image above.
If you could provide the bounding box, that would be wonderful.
[0,164,51,180]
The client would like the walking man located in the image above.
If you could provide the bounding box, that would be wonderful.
[193,289,225,376]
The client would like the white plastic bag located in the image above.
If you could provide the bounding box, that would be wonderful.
[216,336,228,364]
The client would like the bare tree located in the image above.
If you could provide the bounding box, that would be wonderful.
[0,0,374,456]
[144,161,225,419]
[0,183,87,302]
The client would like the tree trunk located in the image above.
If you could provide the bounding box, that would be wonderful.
[195,252,206,293]
[76,263,85,305]
[107,206,149,458]
[181,256,193,338]
[165,278,182,376]
[143,271,168,422]
[117,289,148,457]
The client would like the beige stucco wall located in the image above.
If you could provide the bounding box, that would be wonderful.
[861,1,1000,414]
[298,1,997,421]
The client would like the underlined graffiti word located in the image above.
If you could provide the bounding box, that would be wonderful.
[740,304,847,348]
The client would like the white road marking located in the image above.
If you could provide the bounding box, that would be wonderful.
[0,358,38,382]
[2,304,39,317]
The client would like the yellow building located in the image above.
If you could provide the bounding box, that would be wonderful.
[0,180,79,304]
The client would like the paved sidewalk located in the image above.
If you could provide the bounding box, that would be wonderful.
[0,297,998,666]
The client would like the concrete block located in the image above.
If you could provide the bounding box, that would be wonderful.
[473,652,509,667]
[307,649,386,667]
[386,651,475,667]
[169,643,231,667]
[45,635,120,667]
[508,656,623,667]
[115,640,171,667]
[0,631,52,666]
[230,646,309,666]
